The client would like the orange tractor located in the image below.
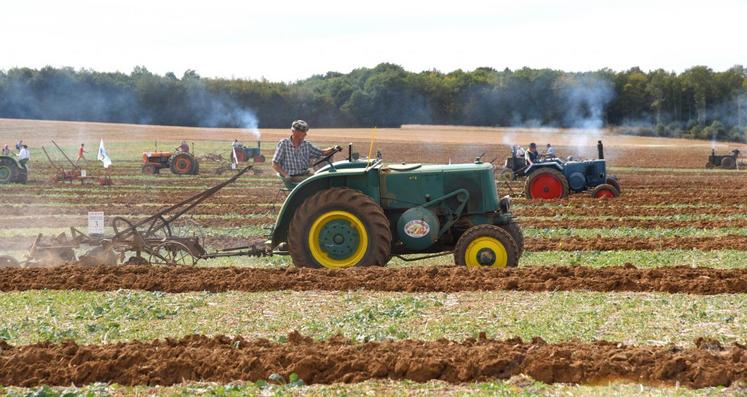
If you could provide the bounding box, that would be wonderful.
[142,151,199,175]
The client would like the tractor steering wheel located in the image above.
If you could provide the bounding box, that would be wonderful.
[312,146,343,167]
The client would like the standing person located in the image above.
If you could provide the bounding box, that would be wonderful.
[76,143,87,164]
[17,144,29,169]
[232,139,243,149]
[525,142,539,165]
[2,144,9,156]
[272,120,340,189]
[544,143,556,158]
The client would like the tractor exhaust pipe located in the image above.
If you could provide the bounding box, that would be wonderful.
[597,141,604,160]
[348,143,353,162]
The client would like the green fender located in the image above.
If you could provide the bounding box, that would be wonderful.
[271,165,382,246]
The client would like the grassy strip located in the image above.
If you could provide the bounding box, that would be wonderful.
[0,378,737,396]
[0,290,744,347]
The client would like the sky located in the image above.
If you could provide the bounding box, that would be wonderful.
[1,0,744,82]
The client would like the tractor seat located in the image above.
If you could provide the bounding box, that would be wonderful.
[385,163,422,172]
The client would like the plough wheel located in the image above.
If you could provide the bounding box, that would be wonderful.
[525,169,569,199]
[0,255,20,267]
[148,240,197,266]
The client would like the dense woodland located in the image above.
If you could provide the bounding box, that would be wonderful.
[0,64,745,142]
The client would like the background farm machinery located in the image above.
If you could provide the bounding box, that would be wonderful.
[142,146,200,175]
[501,141,620,199]
[706,149,743,169]
[42,141,112,185]
[231,142,266,163]
[0,155,27,184]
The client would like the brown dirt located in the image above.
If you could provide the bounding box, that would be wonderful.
[1,264,747,295]
[0,332,745,388]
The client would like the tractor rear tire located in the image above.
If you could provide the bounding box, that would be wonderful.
[0,157,19,184]
[191,159,200,175]
[591,183,620,199]
[606,176,621,194]
[288,187,391,269]
[525,168,569,199]
[499,221,524,258]
[454,225,519,268]
[170,153,195,175]
[721,156,736,169]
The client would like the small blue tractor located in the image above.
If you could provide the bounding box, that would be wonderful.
[230,142,266,164]
[519,141,620,199]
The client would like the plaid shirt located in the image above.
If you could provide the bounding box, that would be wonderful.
[272,137,324,176]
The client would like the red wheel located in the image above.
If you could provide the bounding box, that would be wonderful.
[170,153,195,175]
[591,183,620,199]
[525,169,569,199]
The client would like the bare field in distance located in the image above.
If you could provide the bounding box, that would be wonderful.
[2,118,745,168]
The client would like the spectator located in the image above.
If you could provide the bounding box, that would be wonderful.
[76,143,87,164]
[17,144,29,168]
[2,144,9,156]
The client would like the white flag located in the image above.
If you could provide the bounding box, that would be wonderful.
[98,139,112,168]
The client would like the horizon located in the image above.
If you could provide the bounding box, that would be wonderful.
[1,0,744,83]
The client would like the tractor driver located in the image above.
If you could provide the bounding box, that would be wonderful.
[525,142,539,164]
[272,120,340,189]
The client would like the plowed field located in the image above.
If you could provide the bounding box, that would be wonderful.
[1,332,744,388]
[1,264,746,295]
[2,119,747,394]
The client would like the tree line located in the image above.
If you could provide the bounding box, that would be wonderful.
[0,63,745,142]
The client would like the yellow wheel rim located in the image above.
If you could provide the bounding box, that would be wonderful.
[308,210,368,269]
[464,237,508,268]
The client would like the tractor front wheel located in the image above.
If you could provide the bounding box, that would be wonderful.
[288,187,391,269]
[606,176,621,194]
[525,169,569,199]
[454,225,519,268]
[499,222,524,258]
[591,183,620,199]
[142,164,157,175]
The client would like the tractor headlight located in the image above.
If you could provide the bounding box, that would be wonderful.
[499,195,511,213]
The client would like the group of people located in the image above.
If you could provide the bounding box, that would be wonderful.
[514,143,556,165]
[2,140,30,168]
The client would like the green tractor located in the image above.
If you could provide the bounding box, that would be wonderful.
[269,145,523,269]
[0,156,28,184]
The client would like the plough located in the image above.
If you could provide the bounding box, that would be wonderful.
[0,165,272,267]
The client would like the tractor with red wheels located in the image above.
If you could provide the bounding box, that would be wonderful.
[523,141,620,199]
[142,151,199,175]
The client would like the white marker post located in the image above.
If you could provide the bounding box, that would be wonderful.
[88,211,104,237]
